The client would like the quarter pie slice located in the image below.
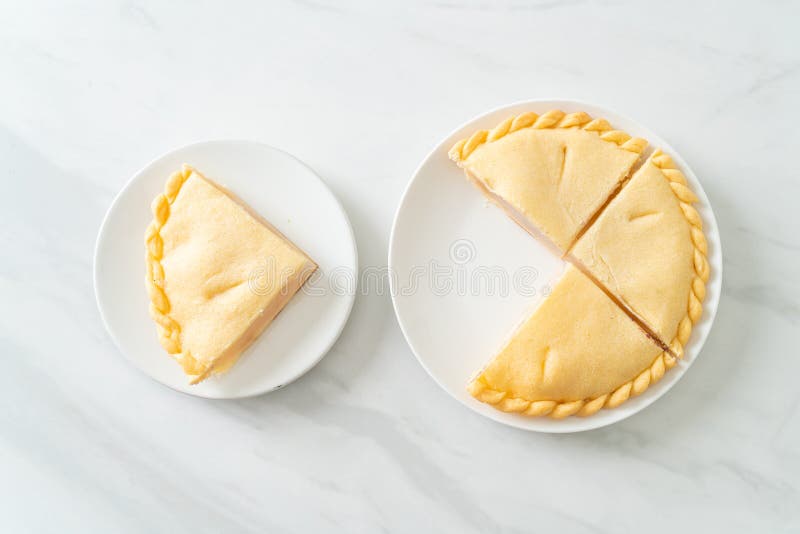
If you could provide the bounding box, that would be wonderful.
[468,265,671,419]
[449,110,647,251]
[144,165,317,384]
[570,150,710,359]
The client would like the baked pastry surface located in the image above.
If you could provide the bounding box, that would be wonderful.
[468,265,670,419]
[145,165,317,384]
[570,151,709,358]
[449,110,647,251]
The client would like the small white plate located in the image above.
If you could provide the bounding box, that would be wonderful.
[95,140,357,399]
[389,100,722,432]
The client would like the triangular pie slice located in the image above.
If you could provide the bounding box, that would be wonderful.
[144,165,317,384]
[569,150,710,359]
[449,110,647,251]
[468,265,671,418]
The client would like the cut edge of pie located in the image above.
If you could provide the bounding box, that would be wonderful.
[632,149,710,360]
[567,149,709,361]
[144,164,317,384]
[460,163,564,256]
[448,110,649,252]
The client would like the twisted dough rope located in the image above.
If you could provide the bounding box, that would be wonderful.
[651,149,710,361]
[144,164,209,382]
[468,350,676,419]
[466,149,709,419]
[448,110,648,162]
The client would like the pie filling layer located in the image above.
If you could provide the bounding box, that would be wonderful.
[463,169,562,256]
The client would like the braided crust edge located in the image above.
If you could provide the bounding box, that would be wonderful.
[650,149,710,361]
[144,164,211,384]
[468,350,677,419]
[448,110,647,162]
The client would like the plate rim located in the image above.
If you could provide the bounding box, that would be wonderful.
[388,98,723,433]
[93,139,358,400]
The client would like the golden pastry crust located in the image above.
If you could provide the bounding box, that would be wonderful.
[469,351,676,419]
[650,149,710,360]
[144,165,317,385]
[467,266,672,419]
[448,110,648,251]
[144,165,209,381]
[448,110,647,162]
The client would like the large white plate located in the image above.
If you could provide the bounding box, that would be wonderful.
[389,100,722,432]
[95,140,357,399]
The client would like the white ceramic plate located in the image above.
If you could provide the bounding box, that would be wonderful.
[95,140,357,399]
[389,100,722,432]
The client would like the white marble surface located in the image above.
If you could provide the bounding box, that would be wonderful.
[1,0,798,532]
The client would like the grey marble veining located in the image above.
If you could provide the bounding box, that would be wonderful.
[1,0,798,532]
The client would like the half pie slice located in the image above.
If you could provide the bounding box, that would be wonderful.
[449,110,647,251]
[570,150,710,359]
[145,165,317,384]
[468,265,670,418]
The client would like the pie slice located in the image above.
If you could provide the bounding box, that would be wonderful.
[468,265,671,418]
[449,110,647,251]
[569,150,710,359]
[144,165,317,384]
